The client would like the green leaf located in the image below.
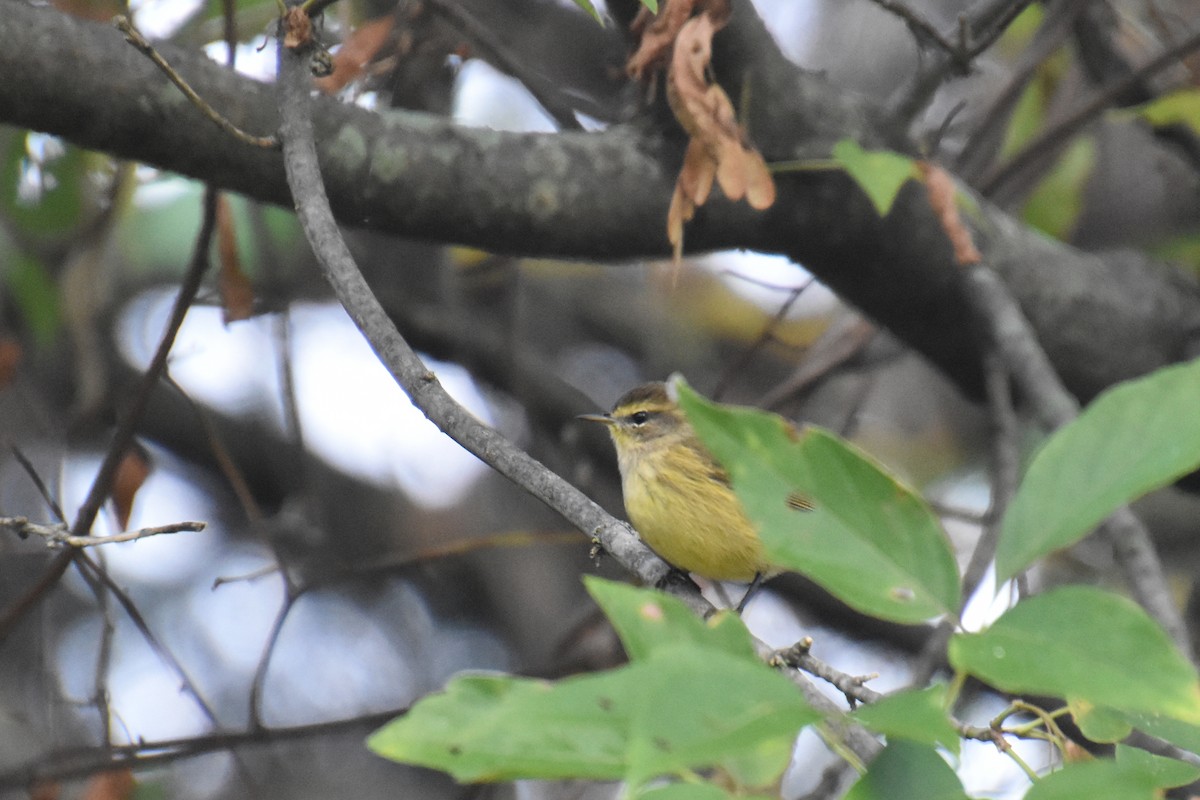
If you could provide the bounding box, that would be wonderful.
[1115,743,1200,789]
[843,741,969,800]
[1120,89,1200,136]
[851,685,960,755]
[1069,701,1133,743]
[675,379,960,624]
[996,357,1200,583]
[571,0,603,23]
[636,784,733,800]
[831,139,918,217]
[1024,759,1161,800]
[1,133,86,239]
[584,577,756,664]
[1021,136,1095,239]
[948,586,1200,722]
[369,645,817,787]
[3,253,60,344]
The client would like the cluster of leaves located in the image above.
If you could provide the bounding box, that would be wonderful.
[372,358,1200,798]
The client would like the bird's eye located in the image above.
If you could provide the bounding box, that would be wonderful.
[630,410,650,425]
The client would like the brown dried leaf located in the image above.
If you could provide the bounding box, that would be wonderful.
[283,7,313,51]
[315,15,396,94]
[919,161,981,266]
[83,769,134,800]
[667,138,716,259]
[0,337,22,390]
[626,0,697,81]
[663,10,775,259]
[112,448,151,531]
[215,195,254,324]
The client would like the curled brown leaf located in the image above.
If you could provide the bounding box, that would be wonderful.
[920,162,981,266]
[664,8,775,258]
[626,0,697,81]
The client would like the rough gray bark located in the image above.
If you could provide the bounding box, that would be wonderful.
[2,0,1199,403]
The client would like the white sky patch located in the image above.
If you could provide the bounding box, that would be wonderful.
[118,295,492,508]
[453,60,559,133]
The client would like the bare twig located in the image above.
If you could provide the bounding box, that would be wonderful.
[0,516,205,548]
[891,0,1036,121]
[0,192,220,646]
[73,552,225,729]
[0,709,404,790]
[273,6,688,611]
[978,24,1200,197]
[712,278,813,400]
[867,0,963,64]
[424,0,584,131]
[771,638,884,706]
[954,0,1089,183]
[9,445,66,522]
[113,15,278,149]
[757,311,877,410]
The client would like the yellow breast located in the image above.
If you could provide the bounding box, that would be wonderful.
[620,449,766,582]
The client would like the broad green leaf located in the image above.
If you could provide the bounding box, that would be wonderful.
[1022,136,1094,239]
[3,253,59,344]
[636,784,733,800]
[996,357,1200,582]
[1115,743,1200,789]
[1069,700,1132,743]
[851,685,960,755]
[1152,231,1200,275]
[1024,758,1161,800]
[831,139,918,217]
[675,379,960,623]
[584,577,756,664]
[369,645,817,786]
[843,741,969,800]
[1120,89,1200,136]
[637,784,773,800]
[1,133,86,239]
[948,586,1200,722]
[1000,45,1069,158]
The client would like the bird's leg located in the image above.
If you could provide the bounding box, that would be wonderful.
[736,572,765,614]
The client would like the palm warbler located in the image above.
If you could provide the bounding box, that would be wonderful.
[580,381,789,587]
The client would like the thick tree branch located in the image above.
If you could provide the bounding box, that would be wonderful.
[2,1,1199,406]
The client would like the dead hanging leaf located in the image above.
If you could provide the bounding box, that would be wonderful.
[626,0,697,81]
[315,15,396,94]
[283,7,314,51]
[0,336,22,390]
[215,195,254,324]
[919,161,982,266]
[82,769,134,800]
[667,138,715,261]
[112,448,151,531]
[664,9,775,259]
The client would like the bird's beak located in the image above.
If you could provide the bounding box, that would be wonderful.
[577,413,614,426]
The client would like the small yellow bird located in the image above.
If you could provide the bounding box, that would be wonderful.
[580,382,808,605]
